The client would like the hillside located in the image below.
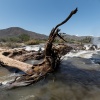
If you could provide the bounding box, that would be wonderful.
[0,27,48,39]
[0,27,98,43]
[61,33,93,40]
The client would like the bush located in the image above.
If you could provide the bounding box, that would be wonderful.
[4,42,21,48]
[18,34,30,42]
[25,40,40,45]
[25,39,47,45]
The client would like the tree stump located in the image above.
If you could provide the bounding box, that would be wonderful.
[0,8,77,89]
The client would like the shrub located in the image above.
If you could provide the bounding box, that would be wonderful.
[25,39,40,45]
[4,42,21,48]
[25,39,47,45]
[18,34,30,42]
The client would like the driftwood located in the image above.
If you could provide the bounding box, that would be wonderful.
[0,49,45,75]
[3,49,44,61]
[0,51,33,75]
[0,8,77,89]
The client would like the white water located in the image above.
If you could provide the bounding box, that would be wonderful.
[24,45,44,51]
[92,37,100,48]
[19,95,35,100]
[0,73,21,85]
[63,50,99,60]
[84,44,92,50]
[0,45,100,100]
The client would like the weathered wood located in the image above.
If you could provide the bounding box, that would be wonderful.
[0,51,33,75]
[3,49,44,61]
[0,8,77,89]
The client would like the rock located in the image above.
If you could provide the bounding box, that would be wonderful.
[0,82,2,86]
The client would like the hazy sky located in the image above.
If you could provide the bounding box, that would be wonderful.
[0,0,100,36]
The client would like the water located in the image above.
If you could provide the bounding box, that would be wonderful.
[0,50,100,100]
[24,44,45,52]
[92,37,100,48]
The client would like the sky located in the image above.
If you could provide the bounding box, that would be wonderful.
[0,0,100,36]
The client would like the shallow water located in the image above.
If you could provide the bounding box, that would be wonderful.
[0,50,100,100]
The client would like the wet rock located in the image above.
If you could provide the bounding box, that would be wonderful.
[0,82,2,86]
[94,59,100,64]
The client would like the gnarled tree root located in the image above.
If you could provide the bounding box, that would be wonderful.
[0,8,77,89]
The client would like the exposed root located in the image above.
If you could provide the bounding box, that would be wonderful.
[0,8,77,89]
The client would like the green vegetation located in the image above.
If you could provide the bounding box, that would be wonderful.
[18,34,30,42]
[25,39,47,45]
[0,34,47,48]
[5,42,22,48]
[0,42,22,48]
[25,39,40,45]
[0,33,92,48]
[79,37,91,44]
[54,37,92,44]
[0,34,30,43]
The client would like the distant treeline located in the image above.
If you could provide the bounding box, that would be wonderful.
[0,34,47,44]
[55,36,92,44]
[0,34,92,48]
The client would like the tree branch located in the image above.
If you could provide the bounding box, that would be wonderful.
[57,33,67,42]
[52,8,78,33]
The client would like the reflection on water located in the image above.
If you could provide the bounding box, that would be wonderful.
[25,59,43,65]
[34,82,100,100]
[0,51,100,100]
[1,78,100,100]
[0,66,11,77]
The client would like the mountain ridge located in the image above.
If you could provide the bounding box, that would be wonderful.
[0,27,99,40]
[0,27,48,39]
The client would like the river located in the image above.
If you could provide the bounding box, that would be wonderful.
[0,49,100,100]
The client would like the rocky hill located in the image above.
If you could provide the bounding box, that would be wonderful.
[0,27,48,39]
[0,27,98,42]
[61,33,93,40]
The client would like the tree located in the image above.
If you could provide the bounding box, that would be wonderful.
[18,34,30,42]
[0,8,77,88]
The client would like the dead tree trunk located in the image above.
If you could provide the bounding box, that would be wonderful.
[0,8,77,88]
